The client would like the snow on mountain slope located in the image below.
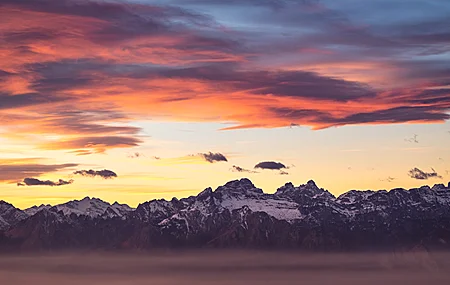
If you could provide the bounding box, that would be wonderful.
[52,197,133,218]
[0,201,28,230]
[0,215,8,230]
[160,178,303,226]
[215,179,302,221]
[220,197,301,221]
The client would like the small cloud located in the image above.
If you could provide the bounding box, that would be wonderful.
[231,165,258,173]
[200,152,228,163]
[254,161,287,170]
[17,178,73,187]
[288,123,300,128]
[408,167,442,180]
[404,134,419,143]
[70,150,93,156]
[128,152,144,158]
[279,170,289,175]
[73,169,117,179]
[153,156,161,160]
[380,176,396,182]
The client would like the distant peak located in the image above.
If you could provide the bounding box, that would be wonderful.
[432,183,446,190]
[216,178,262,196]
[223,178,254,188]
[197,187,213,199]
[0,200,13,207]
[284,182,294,188]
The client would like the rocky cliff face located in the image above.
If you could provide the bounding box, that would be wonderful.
[0,201,28,230]
[1,179,450,251]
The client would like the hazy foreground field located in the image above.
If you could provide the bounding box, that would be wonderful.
[1,250,449,285]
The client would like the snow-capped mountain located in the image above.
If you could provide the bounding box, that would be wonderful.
[51,197,133,218]
[24,204,51,216]
[0,201,28,230]
[22,197,134,219]
[1,179,450,251]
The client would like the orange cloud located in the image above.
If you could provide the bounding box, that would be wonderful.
[0,0,449,155]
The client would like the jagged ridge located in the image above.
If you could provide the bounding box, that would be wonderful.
[1,179,450,251]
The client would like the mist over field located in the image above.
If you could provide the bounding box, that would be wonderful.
[0,250,449,285]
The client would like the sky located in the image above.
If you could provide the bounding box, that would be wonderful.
[0,0,449,209]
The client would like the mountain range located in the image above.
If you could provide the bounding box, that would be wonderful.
[1,178,450,251]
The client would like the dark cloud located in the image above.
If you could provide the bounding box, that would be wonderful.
[200,152,228,163]
[2,0,237,55]
[1,0,450,133]
[279,170,289,175]
[254,161,287,170]
[0,162,78,182]
[335,106,450,126]
[0,92,70,110]
[231,165,258,173]
[73,169,118,179]
[171,0,291,9]
[163,65,376,102]
[17,177,73,187]
[408,167,442,180]
[270,105,450,128]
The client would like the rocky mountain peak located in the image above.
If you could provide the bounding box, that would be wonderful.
[197,187,213,200]
[223,178,255,189]
[215,178,263,197]
[275,180,332,200]
[0,200,13,207]
[432,183,447,190]
[306,180,317,187]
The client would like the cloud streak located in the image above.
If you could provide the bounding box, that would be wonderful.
[73,169,118,179]
[0,161,78,182]
[231,165,258,173]
[17,177,73,187]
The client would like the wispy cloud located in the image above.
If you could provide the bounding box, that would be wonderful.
[0,160,78,182]
[0,0,448,143]
[408,167,442,180]
[73,169,118,179]
[128,152,145,159]
[40,136,143,154]
[200,152,228,163]
[404,134,419,143]
[380,176,396,183]
[231,165,258,173]
[17,177,73,187]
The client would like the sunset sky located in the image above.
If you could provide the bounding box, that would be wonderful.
[1,0,449,209]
